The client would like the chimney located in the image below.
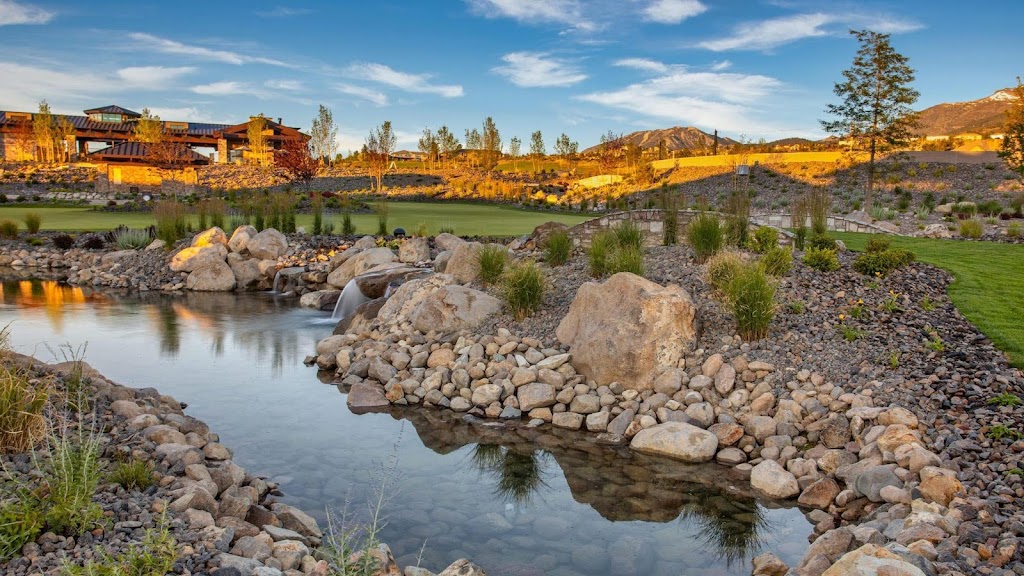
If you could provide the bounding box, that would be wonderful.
[277,118,282,124]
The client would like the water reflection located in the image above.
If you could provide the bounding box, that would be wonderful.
[470,444,552,505]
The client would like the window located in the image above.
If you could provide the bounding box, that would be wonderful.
[165,122,188,133]
[91,113,123,123]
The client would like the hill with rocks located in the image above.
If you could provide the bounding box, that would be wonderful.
[583,126,739,154]
[915,88,1018,136]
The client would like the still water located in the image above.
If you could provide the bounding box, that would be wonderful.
[0,278,811,575]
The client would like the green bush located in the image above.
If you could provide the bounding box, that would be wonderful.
[0,220,18,239]
[0,361,48,453]
[42,426,103,535]
[341,212,355,236]
[807,233,838,251]
[543,230,571,266]
[476,244,508,286]
[109,458,154,491]
[0,495,44,560]
[113,229,151,250]
[760,246,793,277]
[375,198,389,236]
[311,192,324,235]
[62,522,177,576]
[502,260,546,321]
[977,199,1003,217]
[587,230,616,277]
[724,191,751,247]
[612,220,644,251]
[852,248,915,277]
[23,212,42,234]
[608,245,645,276]
[153,201,187,247]
[1008,222,1022,238]
[959,218,983,239]
[865,235,891,253]
[724,263,776,341]
[803,247,840,272]
[687,213,724,263]
[705,250,746,294]
[748,227,778,253]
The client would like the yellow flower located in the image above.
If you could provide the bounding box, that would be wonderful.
[838,314,846,321]
[858,298,864,304]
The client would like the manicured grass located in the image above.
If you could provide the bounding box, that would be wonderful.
[836,232,1024,367]
[0,202,594,237]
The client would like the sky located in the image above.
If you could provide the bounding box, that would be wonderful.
[1,0,1021,153]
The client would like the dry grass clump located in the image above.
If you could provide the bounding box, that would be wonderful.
[477,244,508,286]
[0,327,48,453]
[502,260,546,320]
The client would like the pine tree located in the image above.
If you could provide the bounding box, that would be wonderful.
[999,78,1024,182]
[821,30,919,211]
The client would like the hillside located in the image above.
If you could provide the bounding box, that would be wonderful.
[583,126,738,154]
[915,88,1018,136]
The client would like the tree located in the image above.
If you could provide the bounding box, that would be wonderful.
[480,117,502,170]
[435,125,460,169]
[54,115,75,162]
[417,127,438,170]
[309,105,338,165]
[133,108,164,144]
[10,118,34,161]
[529,130,545,172]
[597,131,624,174]
[278,137,319,183]
[657,139,668,160]
[464,128,482,168]
[554,133,572,166]
[821,29,919,211]
[999,77,1024,182]
[147,131,193,196]
[247,114,269,167]
[508,137,521,171]
[33,100,55,163]
[366,121,396,192]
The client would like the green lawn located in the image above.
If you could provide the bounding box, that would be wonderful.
[836,232,1024,367]
[0,202,594,237]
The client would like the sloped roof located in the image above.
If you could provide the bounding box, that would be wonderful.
[83,105,141,117]
[90,141,210,164]
[0,111,231,138]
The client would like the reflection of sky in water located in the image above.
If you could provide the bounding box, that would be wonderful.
[0,280,811,575]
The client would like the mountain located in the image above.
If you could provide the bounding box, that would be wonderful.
[583,126,738,154]
[915,88,1019,136]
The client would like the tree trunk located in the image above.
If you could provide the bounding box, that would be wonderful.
[867,140,876,212]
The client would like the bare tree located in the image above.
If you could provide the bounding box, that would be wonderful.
[147,131,194,197]
[309,105,338,165]
[366,121,396,191]
[529,130,545,172]
[418,127,438,170]
[508,137,521,172]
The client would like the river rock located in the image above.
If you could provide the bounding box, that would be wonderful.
[438,559,486,576]
[434,233,464,252]
[246,228,288,260]
[327,247,398,288]
[822,544,925,576]
[518,382,556,411]
[919,475,963,506]
[300,290,341,311]
[229,258,263,290]
[750,460,799,498]
[228,225,258,253]
[409,285,501,334]
[346,382,390,413]
[555,272,696,388]
[192,226,228,248]
[186,260,236,292]
[629,421,717,463]
[170,244,227,273]
[399,236,431,263]
[445,242,483,284]
[354,267,429,299]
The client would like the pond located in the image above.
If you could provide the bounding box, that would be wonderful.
[0,278,811,575]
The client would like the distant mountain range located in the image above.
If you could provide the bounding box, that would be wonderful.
[914,88,1018,136]
[582,126,739,154]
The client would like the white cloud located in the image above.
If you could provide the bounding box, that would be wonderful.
[697,12,923,52]
[0,0,53,25]
[256,6,313,17]
[116,66,195,86]
[642,0,706,24]
[577,63,784,134]
[346,63,463,98]
[334,83,388,106]
[128,32,291,67]
[191,81,248,95]
[710,60,731,71]
[613,58,669,74]
[265,79,304,91]
[466,0,590,28]
[145,106,232,124]
[492,52,587,87]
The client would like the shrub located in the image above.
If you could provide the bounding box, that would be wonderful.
[27,237,44,247]
[807,188,830,235]
[544,230,571,266]
[52,234,75,250]
[23,212,42,234]
[807,233,838,251]
[748,227,778,254]
[724,191,751,246]
[311,192,324,235]
[109,458,154,491]
[612,220,643,251]
[153,201,187,246]
[502,260,546,321]
[977,200,1003,217]
[706,250,746,294]
[687,212,724,263]
[439,224,455,235]
[724,263,776,340]
[865,236,891,253]
[959,218,983,239]
[79,235,105,250]
[0,220,18,239]
[661,189,678,246]
[852,248,915,277]
[342,212,355,236]
[803,247,840,272]
[0,495,44,560]
[375,198,389,236]
[0,362,48,453]
[792,227,808,251]
[476,244,508,286]
[588,230,616,277]
[62,522,177,576]
[760,246,793,277]
[414,221,428,238]
[207,198,226,230]
[608,245,645,276]
[1009,222,1022,238]
[42,424,103,535]
[114,228,151,250]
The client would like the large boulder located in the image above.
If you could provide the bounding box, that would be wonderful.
[629,422,718,463]
[228,225,258,253]
[300,290,341,311]
[346,381,390,414]
[822,544,925,576]
[399,237,431,263]
[410,285,501,334]
[186,260,236,292]
[555,272,696,388]
[229,258,263,290]
[374,274,458,329]
[445,242,483,284]
[192,227,228,248]
[334,298,386,335]
[327,247,397,289]
[530,221,569,247]
[918,223,952,239]
[354,267,430,299]
[246,228,288,260]
[434,233,464,252]
[750,460,799,499]
[170,244,227,273]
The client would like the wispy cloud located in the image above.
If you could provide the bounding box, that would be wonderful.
[255,6,313,18]
[697,12,922,51]
[334,83,389,106]
[128,32,291,67]
[145,106,232,124]
[346,63,463,98]
[264,79,304,91]
[710,60,731,71]
[613,57,669,74]
[191,81,248,95]
[493,52,586,87]
[466,0,594,31]
[116,66,196,86]
[0,0,53,25]
[642,0,706,24]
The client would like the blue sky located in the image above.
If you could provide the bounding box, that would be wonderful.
[1,0,1021,153]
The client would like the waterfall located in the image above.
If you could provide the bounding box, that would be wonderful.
[271,270,283,293]
[331,278,372,321]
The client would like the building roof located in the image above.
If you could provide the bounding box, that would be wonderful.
[90,141,210,164]
[0,111,231,139]
[83,105,141,117]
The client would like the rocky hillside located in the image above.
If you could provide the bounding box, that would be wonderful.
[915,87,1018,136]
[583,126,739,153]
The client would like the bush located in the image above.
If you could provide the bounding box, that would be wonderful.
[724,191,750,247]
[612,220,643,251]
[79,235,105,250]
[977,200,1003,217]
[311,192,324,235]
[0,496,44,560]
[27,237,44,247]
[723,263,776,341]
[803,247,840,272]
[476,244,508,286]
[0,362,48,453]
[375,198,389,236]
[154,201,187,246]
[807,233,838,251]
[439,224,455,235]
[748,227,778,253]
[43,425,103,535]
[0,220,18,239]
[959,218,983,239]
[114,228,151,250]
[760,246,793,277]
[1009,222,1022,238]
[687,213,724,263]
[587,230,616,277]
[608,245,645,276]
[544,230,571,266]
[502,260,546,321]
[62,522,177,576]
[865,235,891,253]
[109,458,154,491]
[23,212,41,234]
[852,248,915,277]
[706,250,746,294]
[342,212,355,236]
[52,234,75,250]
[807,188,830,235]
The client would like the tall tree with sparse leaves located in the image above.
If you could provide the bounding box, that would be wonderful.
[33,100,56,163]
[529,130,545,172]
[999,78,1024,183]
[418,127,438,170]
[309,105,338,165]
[821,29,919,211]
[508,136,521,171]
[366,121,396,192]
[435,125,460,169]
[133,108,164,144]
[481,117,502,170]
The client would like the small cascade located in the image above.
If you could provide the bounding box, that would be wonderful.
[271,270,283,293]
[383,282,398,299]
[331,278,372,321]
